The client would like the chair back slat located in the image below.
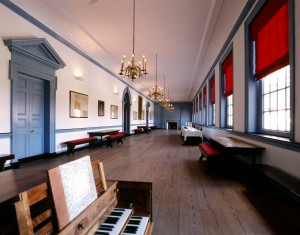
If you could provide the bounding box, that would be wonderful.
[15,182,56,235]
[91,160,107,196]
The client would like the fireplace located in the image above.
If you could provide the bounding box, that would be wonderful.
[166,121,179,130]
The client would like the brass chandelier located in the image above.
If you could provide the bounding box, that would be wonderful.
[119,0,147,81]
[159,75,168,107]
[165,88,174,112]
[149,54,163,99]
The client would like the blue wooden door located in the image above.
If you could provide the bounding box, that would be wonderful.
[15,74,44,160]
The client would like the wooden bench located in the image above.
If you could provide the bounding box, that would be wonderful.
[198,143,221,173]
[199,143,221,161]
[133,128,143,135]
[63,137,97,155]
[118,131,126,139]
[106,133,125,147]
[254,165,300,206]
[137,126,151,134]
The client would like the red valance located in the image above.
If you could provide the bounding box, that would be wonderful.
[199,92,202,110]
[251,0,289,80]
[222,51,233,97]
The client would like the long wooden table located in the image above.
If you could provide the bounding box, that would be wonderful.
[87,129,120,147]
[209,136,265,164]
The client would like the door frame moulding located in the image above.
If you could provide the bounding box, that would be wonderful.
[4,38,65,158]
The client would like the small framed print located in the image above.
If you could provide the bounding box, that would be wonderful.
[70,91,88,118]
[98,100,104,116]
[111,105,118,119]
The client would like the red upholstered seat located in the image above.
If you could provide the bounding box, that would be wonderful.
[67,137,97,144]
[63,137,97,155]
[107,133,124,140]
[199,143,220,156]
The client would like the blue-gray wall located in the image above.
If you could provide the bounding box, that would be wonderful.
[154,102,192,129]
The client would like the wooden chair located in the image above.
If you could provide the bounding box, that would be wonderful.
[91,160,107,196]
[14,182,57,235]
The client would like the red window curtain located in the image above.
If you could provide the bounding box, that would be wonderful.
[199,92,202,110]
[222,51,233,97]
[251,0,289,80]
[203,86,207,107]
[210,75,215,104]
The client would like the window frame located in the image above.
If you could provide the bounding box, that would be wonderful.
[245,0,295,140]
[208,74,215,126]
[219,45,234,129]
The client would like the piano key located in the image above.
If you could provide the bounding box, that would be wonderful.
[96,208,133,235]
[122,216,150,235]
[110,211,123,216]
[95,232,109,235]
[128,220,141,225]
[122,216,149,235]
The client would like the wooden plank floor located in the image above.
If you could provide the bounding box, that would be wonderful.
[9,129,300,234]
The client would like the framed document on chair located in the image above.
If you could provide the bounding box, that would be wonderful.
[48,156,97,229]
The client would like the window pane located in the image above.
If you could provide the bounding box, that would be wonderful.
[270,92,277,111]
[263,94,270,111]
[286,88,290,109]
[269,73,277,92]
[277,69,286,89]
[263,112,271,130]
[286,110,290,131]
[286,66,290,86]
[278,89,286,110]
[278,110,286,131]
[270,111,278,130]
[263,76,270,93]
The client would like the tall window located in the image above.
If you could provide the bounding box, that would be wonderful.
[203,86,207,125]
[251,0,290,136]
[199,91,202,124]
[138,96,143,120]
[210,75,215,125]
[222,51,233,128]
[262,65,290,132]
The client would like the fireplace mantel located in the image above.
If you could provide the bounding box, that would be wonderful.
[166,120,179,130]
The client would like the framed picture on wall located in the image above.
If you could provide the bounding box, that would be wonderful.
[98,100,104,116]
[69,91,88,118]
[111,105,118,119]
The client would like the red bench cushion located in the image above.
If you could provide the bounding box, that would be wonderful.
[65,137,97,144]
[107,133,124,140]
[199,143,220,156]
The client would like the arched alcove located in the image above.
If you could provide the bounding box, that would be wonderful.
[122,87,132,134]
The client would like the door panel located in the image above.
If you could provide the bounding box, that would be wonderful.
[15,75,44,159]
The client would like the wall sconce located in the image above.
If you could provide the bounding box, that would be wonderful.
[113,87,119,95]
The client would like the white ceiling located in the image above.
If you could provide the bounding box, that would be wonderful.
[10,0,225,102]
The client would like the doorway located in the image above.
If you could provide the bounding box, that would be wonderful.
[4,38,65,161]
[15,75,45,159]
[123,87,132,134]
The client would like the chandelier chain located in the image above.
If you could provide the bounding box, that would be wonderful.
[132,0,135,55]
[118,0,147,81]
